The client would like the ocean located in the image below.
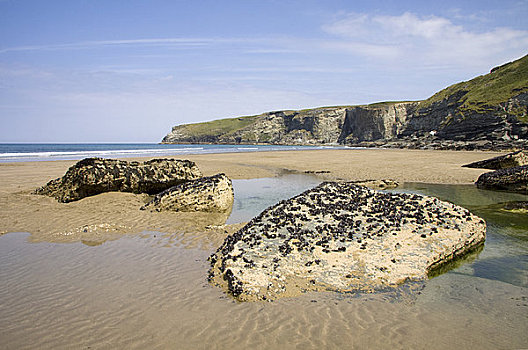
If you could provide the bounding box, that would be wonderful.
[0,143,346,163]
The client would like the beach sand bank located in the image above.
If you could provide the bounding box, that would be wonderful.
[0,148,500,243]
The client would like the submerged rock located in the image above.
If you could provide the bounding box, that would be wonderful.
[476,165,528,194]
[501,201,528,213]
[141,173,234,212]
[350,179,398,190]
[463,150,528,170]
[209,182,486,301]
[35,158,203,202]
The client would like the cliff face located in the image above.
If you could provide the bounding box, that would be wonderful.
[162,54,528,150]
[163,107,349,145]
[401,92,528,142]
[339,102,415,143]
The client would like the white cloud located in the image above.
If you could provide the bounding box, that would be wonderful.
[322,12,528,69]
[374,13,454,39]
[0,37,283,54]
[3,14,525,73]
[0,38,217,54]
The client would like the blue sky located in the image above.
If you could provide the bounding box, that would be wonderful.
[1,0,527,142]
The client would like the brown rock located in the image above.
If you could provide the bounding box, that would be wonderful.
[476,165,528,194]
[35,158,203,202]
[463,150,528,170]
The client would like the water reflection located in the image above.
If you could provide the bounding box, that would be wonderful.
[227,174,322,224]
[471,254,528,288]
[394,182,528,207]
[394,183,528,288]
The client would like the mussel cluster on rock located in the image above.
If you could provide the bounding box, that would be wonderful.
[209,182,486,301]
[35,158,233,213]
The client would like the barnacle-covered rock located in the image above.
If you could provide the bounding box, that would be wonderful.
[209,182,486,301]
[35,158,202,202]
[463,150,528,170]
[476,165,528,194]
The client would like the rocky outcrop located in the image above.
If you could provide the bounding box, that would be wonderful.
[208,182,486,301]
[162,55,528,150]
[162,104,416,146]
[399,93,528,147]
[338,103,415,143]
[141,173,234,212]
[35,158,203,202]
[163,107,349,145]
[463,150,528,169]
[475,165,528,194]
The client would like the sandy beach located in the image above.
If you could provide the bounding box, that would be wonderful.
[0,148,501,243]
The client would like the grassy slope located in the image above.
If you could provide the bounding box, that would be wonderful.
[174,115,259,138]
[419,54,528,118]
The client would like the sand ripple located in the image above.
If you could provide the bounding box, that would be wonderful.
[0,232,526,349]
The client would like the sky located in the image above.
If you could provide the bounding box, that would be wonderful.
[1,0,527,142]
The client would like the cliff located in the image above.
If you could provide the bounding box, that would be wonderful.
[162,54,528,150]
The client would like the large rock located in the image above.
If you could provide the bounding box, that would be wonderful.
[36,158,203,202]
[208,182,486,301]
[141,173,234,212]
[463,150,528,169]
[476,165,528,194]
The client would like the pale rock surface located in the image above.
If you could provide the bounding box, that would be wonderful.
[141,173,234,212]
[209,182,486,301]
[350,179,399,190]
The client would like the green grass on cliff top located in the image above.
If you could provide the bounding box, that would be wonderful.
[419,54,528,114]
[176,115,258,136]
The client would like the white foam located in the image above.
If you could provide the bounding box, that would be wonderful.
[0,147,206,161]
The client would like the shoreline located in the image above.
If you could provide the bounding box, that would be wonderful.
[0,148,503,243]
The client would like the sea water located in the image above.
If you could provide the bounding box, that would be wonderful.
[0,176,526,349]
[0,143,346,163]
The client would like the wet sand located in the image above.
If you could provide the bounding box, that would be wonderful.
[0,232,526,350]
[0,148,499,241]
